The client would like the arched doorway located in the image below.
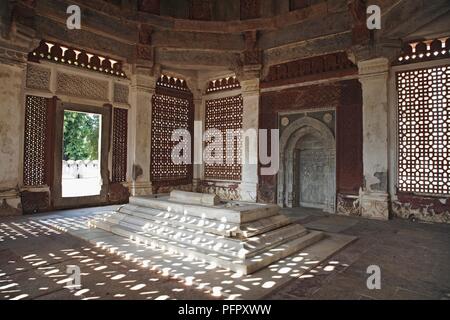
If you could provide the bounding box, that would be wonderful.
[277,116,336,213]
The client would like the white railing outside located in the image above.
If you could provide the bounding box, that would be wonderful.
[62,160,100,179]
[62,160,101,197]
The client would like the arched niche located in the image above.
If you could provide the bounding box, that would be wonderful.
[277,116,336,213]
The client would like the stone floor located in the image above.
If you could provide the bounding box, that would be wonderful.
[1,205,449,300]
[269,208,450,300]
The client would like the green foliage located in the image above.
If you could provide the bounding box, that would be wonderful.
[63,111,100,160]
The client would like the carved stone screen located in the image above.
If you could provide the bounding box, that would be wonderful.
[150,90,193,186]
[204,95,243,181]
[397,65,449,195]
[112,107,128,183]
[24,95,48,186]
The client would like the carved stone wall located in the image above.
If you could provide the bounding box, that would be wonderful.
[393,195,450,224]
[200,180,241,201]
[262,52,357,88]
[337,194,360,216]
[152,184,193,195]
[113,83,129,104]
[298,135,333,209]
[108,182,130,204]
[277,116,336,212]
[56,73,109,101]
[259,79,363,213]
[21,191,50,214]
[26,64,51,90]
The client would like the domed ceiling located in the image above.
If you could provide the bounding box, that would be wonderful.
[136,0,317,21]
[8,0,447,79]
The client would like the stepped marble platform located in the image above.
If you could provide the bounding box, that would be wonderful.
[88,191,325,275]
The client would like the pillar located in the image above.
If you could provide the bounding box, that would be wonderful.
[129,65,156,196]
[192,86,204,192]
[0,42,29,215]
[239,67,261,202]
[358,57,390,220]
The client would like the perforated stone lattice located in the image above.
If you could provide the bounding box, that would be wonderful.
[150,94,193,184]
[397,65,449,195]
[23,95,47,186]
[112,108,128,183]
[204,95,243,181]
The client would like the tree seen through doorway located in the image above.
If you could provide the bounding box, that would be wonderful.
[63,111,100,161]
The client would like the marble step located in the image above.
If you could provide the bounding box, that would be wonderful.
[118,205,238,236]
[237,215,293,237]
[96,214,244,258]
[89,192,327,275]
[96,220,244,266]
[129,196,279,224]
[243,224,309,258]
[119,204,293,238]
[94,213,309,259]
[92,220,324,274]
[170,190,220,206]
[244,230,325,275]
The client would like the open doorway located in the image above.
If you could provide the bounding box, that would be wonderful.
[62,111,102,198]
[53,102,111,209]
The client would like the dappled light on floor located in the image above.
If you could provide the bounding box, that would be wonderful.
[0,208,353,300]
[0,213,212,300]
[0,221,61,242]
[0,244,198,300]
[83,229,345,300]
[0,213,110,243]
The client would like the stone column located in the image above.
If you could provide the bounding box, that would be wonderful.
[192,86,204,192]
[0,42,29,215]
[358,57,390,220]
[129,65,156,196]
[239,67,261,202]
